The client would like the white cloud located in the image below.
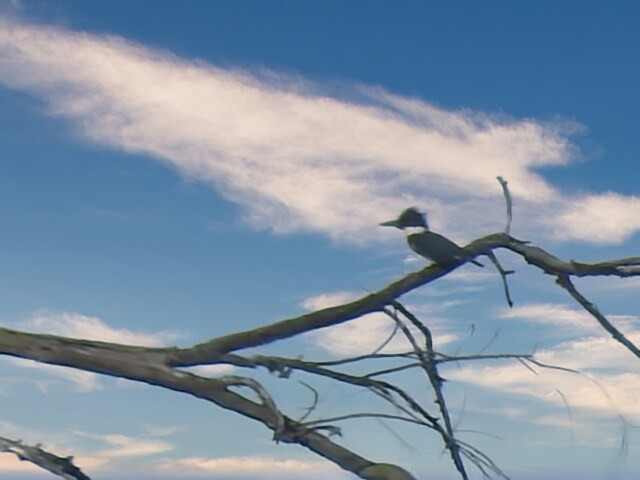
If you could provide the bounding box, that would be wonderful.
[301,291,458,355]
[0,454,42,473]
[19,310,182,346]
[0,310,183,391]
[75,431,173,458]
[155,455,347,479]
[0,424,175,474]
[311,312,410,356]
[448,328,640,422]
[551,192,640,244]
[0,421,345,479]
[6,357,102,392]
[299,291,357,311]
[1,18,635,245]
[499,303,640,340]
[0,420,108,472]
[499,303,599,333]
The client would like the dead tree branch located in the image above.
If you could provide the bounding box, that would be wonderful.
[556,274,640,358]
[384,302,468,480]
[0,436,91,480]
[3,176,640,480]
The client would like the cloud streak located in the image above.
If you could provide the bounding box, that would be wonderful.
[155,455,347,479]
[449,326,640,422]
[0,17,638,244]
[301,291,458,355]
[18,310,182,346]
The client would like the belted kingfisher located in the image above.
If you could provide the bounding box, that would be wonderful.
[380,207,483,267]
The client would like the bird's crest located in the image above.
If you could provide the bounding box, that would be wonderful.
[380,207,428,230]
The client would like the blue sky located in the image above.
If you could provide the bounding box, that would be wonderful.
[2,1,640,479]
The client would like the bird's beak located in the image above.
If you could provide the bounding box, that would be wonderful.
[379,219,401,228]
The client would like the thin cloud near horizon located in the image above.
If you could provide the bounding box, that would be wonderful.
[1,17,640,244]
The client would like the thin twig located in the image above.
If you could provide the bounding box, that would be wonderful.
[297,380,319,423]
[496,176,512,234]
[372,319,401,355]
[384,303,469,480]
[457,439,511,480]
[249,355,441,427]
[302,412,430,428]
[220,375,285,439]
[486,251,515,307]
[436,352,534,364]
[556,274,640,359]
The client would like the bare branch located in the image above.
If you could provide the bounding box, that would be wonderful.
[485,251,515,307]
[302,412,430,429]
[385,302,468,480]
[556,274,640,359]
[457,439,510,480]
[3,173,640,480]
[246,355,441,427]
[0,330,380,478]
[496,176,512,234]
[297,380,319,423]
[0,436,90,480]
[220,375,285,439]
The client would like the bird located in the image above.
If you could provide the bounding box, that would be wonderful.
[380,207,483,267]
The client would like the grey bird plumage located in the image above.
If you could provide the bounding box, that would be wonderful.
[380,207,483,267]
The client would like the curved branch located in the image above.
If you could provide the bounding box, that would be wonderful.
[496,176,513,234]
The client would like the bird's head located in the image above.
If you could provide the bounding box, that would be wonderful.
[380,207,428,230]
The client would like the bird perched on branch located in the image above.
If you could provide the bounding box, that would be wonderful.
[380,207,483,267]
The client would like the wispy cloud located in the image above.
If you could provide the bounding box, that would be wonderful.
[5,357,102,392]
[301,291,458,355]
[74,431,173,458]
[0,454,42,473]
[499,303,640,339]
[552,192,640,244]
[0,420,344,478]
[0,17,638,244]
[0,420,109,471]
[18,310,182,346]
[1,310,183,391]
[499,303,599,333]
[0,426,60,473]
[155,455,348,479]
[448,328,640,422]
[0,422,177,473]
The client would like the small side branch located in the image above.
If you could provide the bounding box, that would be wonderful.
[220,375,285,439]
[496,176,512,234]
[247,354,441,427]
[556,275,640,359]
[486,251,515,307]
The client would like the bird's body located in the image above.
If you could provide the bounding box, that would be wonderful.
[380,207,483,267]
[407,230,483,267]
